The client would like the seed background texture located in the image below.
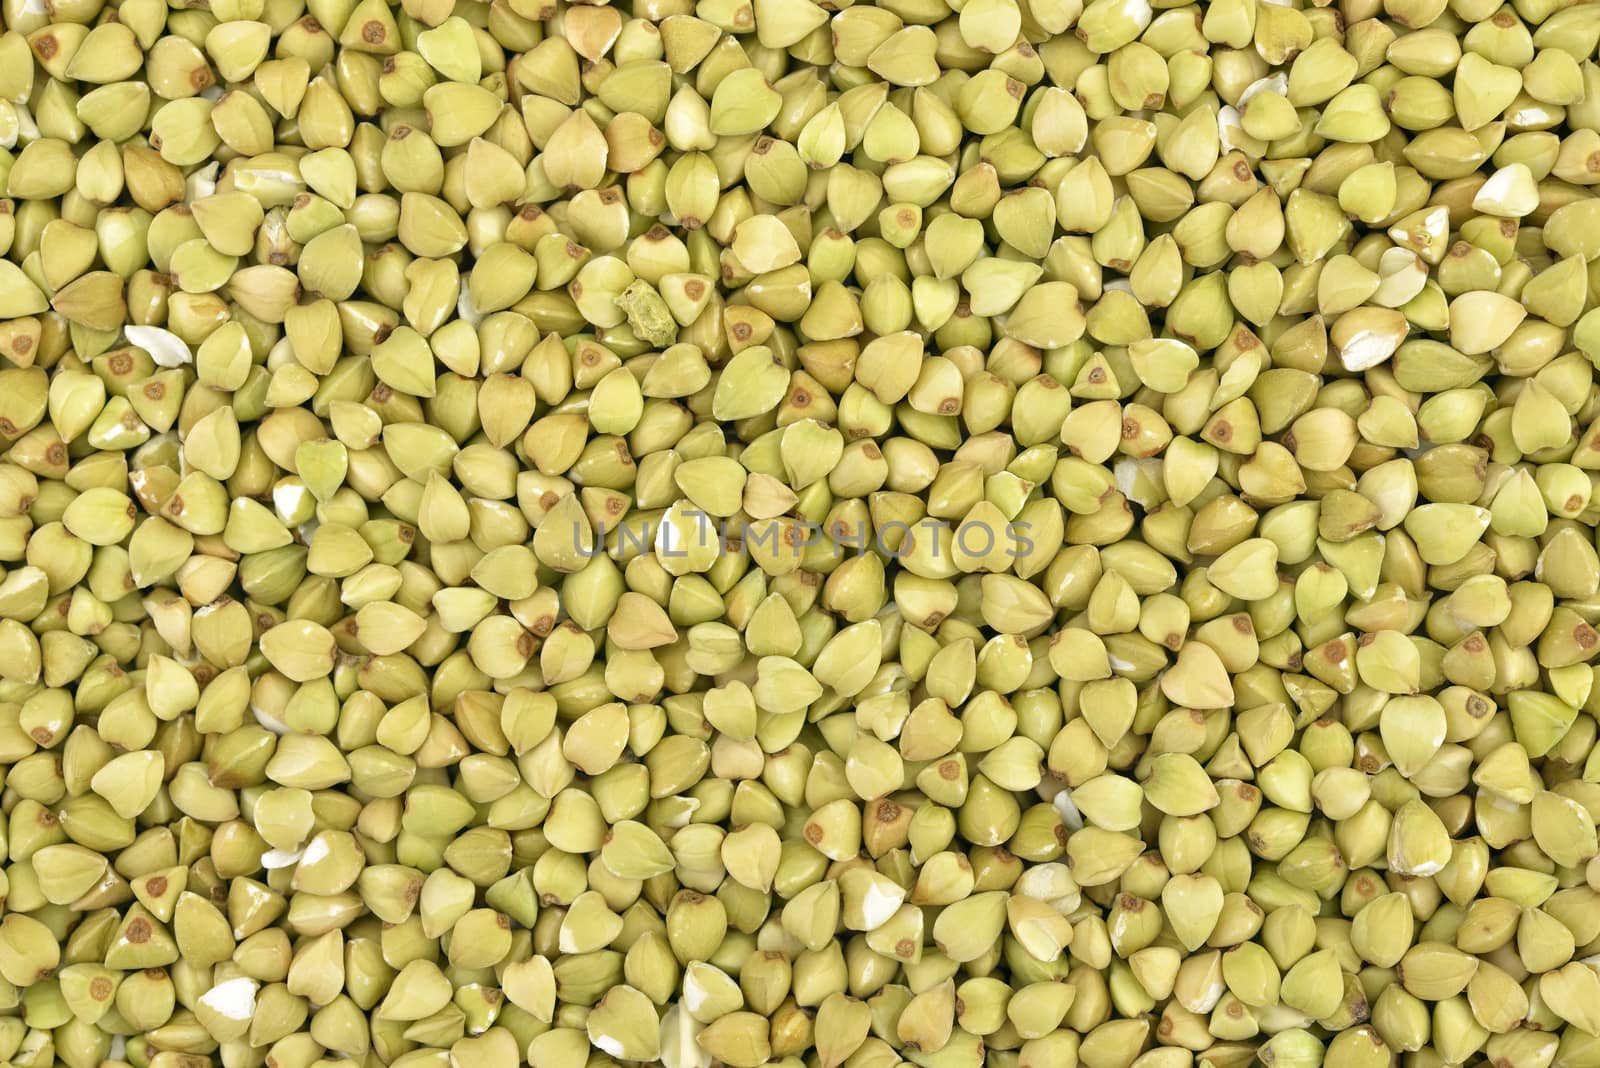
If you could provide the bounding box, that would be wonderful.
[2,0,1600,1067]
